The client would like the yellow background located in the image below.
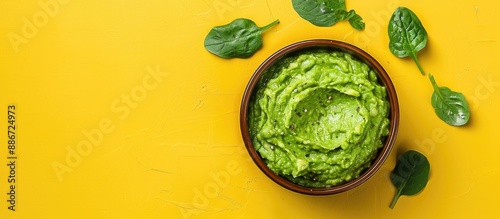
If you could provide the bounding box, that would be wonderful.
[1,0,499,218]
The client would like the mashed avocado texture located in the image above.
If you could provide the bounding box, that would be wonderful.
[248,50,390,188]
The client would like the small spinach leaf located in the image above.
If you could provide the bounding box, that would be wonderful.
[429,74,470,126]
[390,150,430,209]
[388,7,427,75]
[204,18,279,59]
[292,0,364,30]
[345,10,365,30]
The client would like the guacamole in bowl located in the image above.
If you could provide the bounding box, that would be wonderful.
[240,40,399,195]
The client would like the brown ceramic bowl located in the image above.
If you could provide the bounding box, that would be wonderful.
[240,39,399,195]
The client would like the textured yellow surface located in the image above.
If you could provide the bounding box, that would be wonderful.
[0,0,499,218]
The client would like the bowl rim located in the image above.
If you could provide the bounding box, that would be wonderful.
[240,39,399,195]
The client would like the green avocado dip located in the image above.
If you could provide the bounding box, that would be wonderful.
[248,50,390,188]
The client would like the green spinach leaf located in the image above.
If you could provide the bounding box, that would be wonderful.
[345,10,365,30]
[388,7,427,75]
[429,74,470,126]
[390,150,430,209]
[204,18,279,59]
[292,0,364,30]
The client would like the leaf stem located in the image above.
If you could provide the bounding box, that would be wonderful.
[428,73,444,100]
[260,19,280,32]
[389,188,403,209]
[390,176,408,209]
[411,53,425,75]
